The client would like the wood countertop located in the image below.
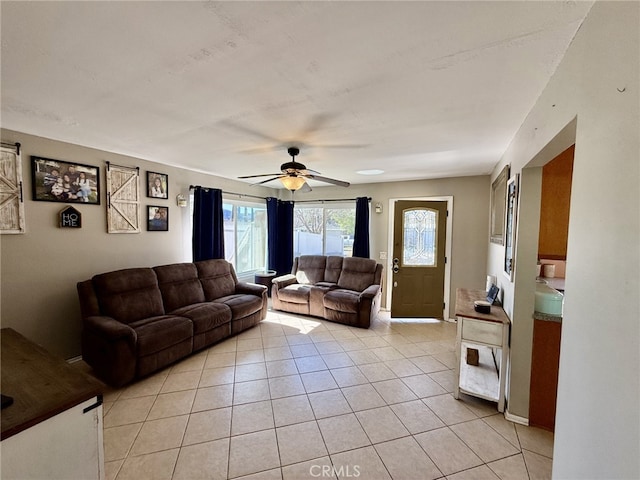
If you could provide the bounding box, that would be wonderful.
[455,288,510,324]
[1,328,104,441]
[533,311,563,323]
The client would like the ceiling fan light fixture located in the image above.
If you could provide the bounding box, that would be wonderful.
[280,175,306,191]
[239,146,348,189]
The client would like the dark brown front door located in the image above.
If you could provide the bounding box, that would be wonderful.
[391,200,447,318]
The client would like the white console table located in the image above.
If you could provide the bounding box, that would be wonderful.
[1,328,105,479]
[454,289,510,412]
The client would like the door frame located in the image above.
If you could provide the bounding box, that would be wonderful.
[385,196,454,320]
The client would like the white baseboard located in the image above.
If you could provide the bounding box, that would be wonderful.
[66,355,83,364]
[505,410,529,426]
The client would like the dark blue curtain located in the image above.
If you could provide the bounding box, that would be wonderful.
[192,187,225,261]
[353,196,370,258]
[267,197,294,276]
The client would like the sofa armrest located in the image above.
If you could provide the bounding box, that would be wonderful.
[236,281,268,297]
[77,280,101,318]
[272,274,297,289]
[82,316,137,387]
[236,281,268,321]
[360,284,381,299]
[84,316,137,346]
[355,284,382,329]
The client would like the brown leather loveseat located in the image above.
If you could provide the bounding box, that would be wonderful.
[271,255,383,328]
[77,259,267,387]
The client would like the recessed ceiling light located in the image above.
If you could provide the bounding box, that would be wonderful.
[356,169,385,175]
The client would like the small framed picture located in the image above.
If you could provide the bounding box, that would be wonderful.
[147,206,168,231]
[31,156,100,204]
[147,171,168,199]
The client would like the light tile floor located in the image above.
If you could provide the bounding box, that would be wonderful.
[90,308,554,480]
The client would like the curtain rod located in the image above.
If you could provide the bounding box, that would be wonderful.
[189,185,370,204]
[294,197,371,204]
[189,185,266,201]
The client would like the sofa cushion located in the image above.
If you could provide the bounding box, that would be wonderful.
[129,315,193,356]
[171,302,231,334]
[93,268,164,324]
[295,255,327,284]
[309,285,332,318]
[277,284,311,304]
[196,259,238,301]
[323,289,360,314]
[337,257,378,292]
[155,263,206,312]
[214,294,264,319]
[324,256,344,283]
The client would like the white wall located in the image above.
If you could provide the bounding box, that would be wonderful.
[487,2,639,477]
[0,129,275,358]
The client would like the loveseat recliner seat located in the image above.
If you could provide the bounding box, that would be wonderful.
[77,259,267,387]
[271,255,383,328]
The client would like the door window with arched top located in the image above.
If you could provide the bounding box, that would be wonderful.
[402,208,438,267]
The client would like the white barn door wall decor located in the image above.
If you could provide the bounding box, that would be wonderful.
[106,162,140,233]
[0,143,26,234]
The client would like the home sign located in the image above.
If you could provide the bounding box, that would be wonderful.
[59,206,82,228]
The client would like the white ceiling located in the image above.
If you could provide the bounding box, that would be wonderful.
[1,1,593,189]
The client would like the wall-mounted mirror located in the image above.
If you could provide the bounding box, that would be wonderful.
[490,165,509,245]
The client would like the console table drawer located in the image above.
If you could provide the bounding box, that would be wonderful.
[461,318,503,346]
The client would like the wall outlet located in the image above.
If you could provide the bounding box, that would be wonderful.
[379,252,387,260]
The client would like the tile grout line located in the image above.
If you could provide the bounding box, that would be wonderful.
[99,312,553,480]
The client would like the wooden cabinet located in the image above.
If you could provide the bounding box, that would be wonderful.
[454,289,510,412]
[529,317,562,431]
[1,328,105,479]
[538,144,574,259]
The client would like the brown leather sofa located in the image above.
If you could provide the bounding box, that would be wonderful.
[77,259,267,387]
[271,255,383,328]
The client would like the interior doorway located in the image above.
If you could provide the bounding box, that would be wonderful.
[387,197,452,319]
[506,117,576,427]
[528,144,574,431]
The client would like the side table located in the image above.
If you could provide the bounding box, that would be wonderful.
[254,270,277,297]
[454,288,511,412]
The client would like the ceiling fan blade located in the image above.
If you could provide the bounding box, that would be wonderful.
[312,143,368,149]
[299,168,321,176]
[299,181,312,193]
[238,145,285,155]
[250,176,283,186]
[238,173,282,179]
[218,119,282,143]
[297,113,337,140]
[305,174,350,188]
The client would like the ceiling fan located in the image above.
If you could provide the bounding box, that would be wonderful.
[219,115,368,154]
[238,147,350,191]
